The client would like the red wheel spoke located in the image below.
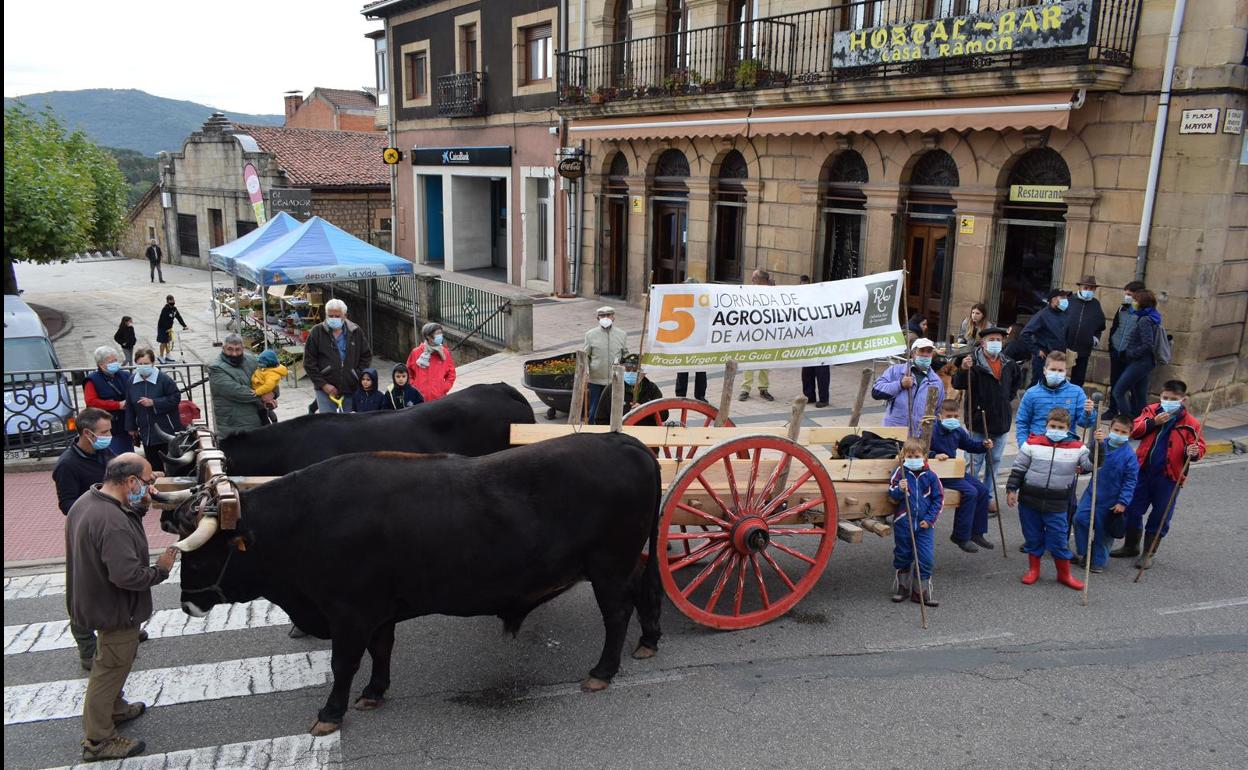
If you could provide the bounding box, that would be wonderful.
[674,501,730,529]
[760,549,797,591]
[758,469,815,520]
[669,539,724,572]
[668,530,727,540]
[721,455,743,515]
[769,528,827,536]
[681,547,733,597]
[695,475,740,522]
[743,446,763,514]
[732,555,748,616]
[766,496,825,525]
[749,554,771,609]
[680,408,688,426]
[770,540,818,565]
[701,415,713,427]
[705,554,739,613]
[754,456,793,512]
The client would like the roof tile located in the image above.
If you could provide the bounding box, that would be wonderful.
[232,124,389,187]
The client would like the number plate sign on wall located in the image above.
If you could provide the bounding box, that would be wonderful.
[832,0,1092,67]
[271,188,312,219]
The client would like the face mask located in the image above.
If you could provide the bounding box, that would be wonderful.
[223,354,244,367]
[1159,399,1182,414]
[1107,432,1130,448]
[136,364,157,379]
[326,317,344,330]
[623,372,638,386]
[433,334,444,346]
[1046,428,1068,443]
[903,458,926,471]
[1078,290,1094,300]
[105,362,121,374]
[1057,298,1069,312]
[913,356,932,369]
[1044,371,1066,387]
[1123,294,1133,305]
[940,418,960,431]
[127,480,147,508]
[89,432,112,451]
[985,340,1002,356]
[599,317,613,329]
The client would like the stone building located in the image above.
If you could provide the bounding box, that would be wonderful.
[150,113,390,266]
[284,87,382,132]
[363,0,568,294]
[121,184,165,260]
[556,0,1248,404]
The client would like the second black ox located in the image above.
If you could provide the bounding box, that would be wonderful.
[163,431,663,735]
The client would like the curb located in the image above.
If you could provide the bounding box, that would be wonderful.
[50,313,74,343]
[5,547,170,573]
[1206,438,1246,456]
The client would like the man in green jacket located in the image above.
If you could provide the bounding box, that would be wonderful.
[208,333,268,437]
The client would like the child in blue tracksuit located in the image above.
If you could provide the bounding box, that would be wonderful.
[888,438,944,607]
[930,399,994,553]
[1072,415,1138,572]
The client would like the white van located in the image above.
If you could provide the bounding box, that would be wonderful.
[3,294,73,458]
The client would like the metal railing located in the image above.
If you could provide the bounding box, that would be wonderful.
[436,71,486,117]
[558,0,1141,105]
[431,279,510,348]
[3,364,214,459]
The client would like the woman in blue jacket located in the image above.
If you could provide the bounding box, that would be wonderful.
[123,347,182,472]
[1109,289,1161,420]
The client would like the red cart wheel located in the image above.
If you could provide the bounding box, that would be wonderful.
[657,434,837,630]
[623,397,736,461]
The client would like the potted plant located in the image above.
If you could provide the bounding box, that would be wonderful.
[735,58,762,89]
[560,84,585,103]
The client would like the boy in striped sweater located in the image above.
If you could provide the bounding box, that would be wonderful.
[1006,407,1094,589]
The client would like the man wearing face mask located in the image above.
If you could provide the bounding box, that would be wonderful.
[1106,280,1146,416]
[592,353,664,425]
[155,295,188,364]
[872,338,945,438]
[1021,289,1071,385]
[209,334,266,437]
[1063,275,1106,387]
[584,306,628,421]
[1014,351,1095,450]
[951,326,1022,512]
[66,453,177,762]
[304,299,372,414]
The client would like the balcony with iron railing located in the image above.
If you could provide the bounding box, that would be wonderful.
[437,71,487,118]
[557,0,1141,110]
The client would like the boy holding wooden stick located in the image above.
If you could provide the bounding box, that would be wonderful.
[888,439,944,607]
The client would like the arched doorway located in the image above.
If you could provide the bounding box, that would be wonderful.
[818,150,867,282]
[611,0,633,88]
[599,152,630,297]
[899,149,959,338]
[989,148,1071,327]
[712,150,747,283]
[651,149,690,285]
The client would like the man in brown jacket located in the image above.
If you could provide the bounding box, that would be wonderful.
[65,453,177,762]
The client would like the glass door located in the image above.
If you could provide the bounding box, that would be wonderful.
[653,203,688,285]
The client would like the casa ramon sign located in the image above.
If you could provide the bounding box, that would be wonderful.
[832,0,1092,67]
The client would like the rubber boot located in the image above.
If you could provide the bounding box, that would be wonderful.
[891,570,909,603]
[1110,529,1141,558]
[911,578,939,607]
[1054,558,1085,590]
[1135,536,1160,570]
[1020,554,1042,585]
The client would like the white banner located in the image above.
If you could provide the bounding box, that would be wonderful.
[642,271,906,371]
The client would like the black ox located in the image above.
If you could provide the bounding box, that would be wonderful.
[163,432,663,735]
[159,382,535,476]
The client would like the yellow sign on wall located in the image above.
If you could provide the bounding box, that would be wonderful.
[959,215,976,235]
[631,195,643,213]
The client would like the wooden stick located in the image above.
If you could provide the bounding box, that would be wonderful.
[714,360,739,427]
[849,367,873,427]
[568,350,588,426]
[632,293,650,404]
[920,387,941,457]
[773,396,809,496]
[902,477,928,629]
[981,411,1008,558]
[1082,412,1099,604]
[609,365,625,432]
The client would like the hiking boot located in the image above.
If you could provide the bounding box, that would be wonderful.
[891,570,911,603]
[950,536,979,553]
[1072,555,1104,574]
[1135,537,1160,570]
[738,392,750,401]
[911,579,939,607]
[1021,554,1042,585]
[971,534,995,550]
[1110,529,1142,558]
[82,735,146,762]
[759,389,775,402]
[113,701,146,724]
[1054,558,1085,590]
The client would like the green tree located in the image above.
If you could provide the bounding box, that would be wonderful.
[3,105,128,294]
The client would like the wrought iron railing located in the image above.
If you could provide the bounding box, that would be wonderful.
[558,0,1141,105]
[431,279,510,348]
[3,364,214,459]
[437,71,486,117]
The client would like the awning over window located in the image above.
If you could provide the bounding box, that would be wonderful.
[568,92,1078,141]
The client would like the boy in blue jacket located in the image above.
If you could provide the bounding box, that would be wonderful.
[351,368,387,412]
[1015,351,1096,448]
[888,438,944,607]
[930,399,994,553]
[1072,415,1138,573]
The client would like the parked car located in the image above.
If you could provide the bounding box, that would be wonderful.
[3,295,73,459]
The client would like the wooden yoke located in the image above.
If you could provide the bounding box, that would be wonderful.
[195,427,238,529]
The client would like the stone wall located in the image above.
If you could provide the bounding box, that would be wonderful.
[121,187,165,261]
[309,190,391,244]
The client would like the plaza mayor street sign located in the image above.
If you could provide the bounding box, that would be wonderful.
[832,0,1092,67]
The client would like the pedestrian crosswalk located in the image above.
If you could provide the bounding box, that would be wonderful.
[3,566,343,769]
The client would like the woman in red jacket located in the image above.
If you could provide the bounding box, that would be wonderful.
[83,346,135,454]
[405,323,456,401]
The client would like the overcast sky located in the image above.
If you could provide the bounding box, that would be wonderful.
[3,0,379,115]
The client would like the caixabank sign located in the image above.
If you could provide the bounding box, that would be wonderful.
[411,146,512,167]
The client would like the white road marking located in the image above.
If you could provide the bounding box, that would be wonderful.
[866,631,1015,653]
[4,650,332,725]
[4,564,180,600]
[4,599,290,655]
[41,731,342,770]
[1155,597,1248,615]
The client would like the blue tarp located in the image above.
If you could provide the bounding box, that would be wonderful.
[231,216,414,286]
[207,211,300,273]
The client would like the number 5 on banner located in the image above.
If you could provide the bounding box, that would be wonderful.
[656,293,696,343]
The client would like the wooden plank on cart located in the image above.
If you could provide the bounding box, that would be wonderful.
[656,457,965,484]
[836,521,864,543]
[510,423,909,448]
[668,485,960,526]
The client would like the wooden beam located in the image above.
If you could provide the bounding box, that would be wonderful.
[608,365,624,432]
[567,350,588,426]
[657,457,966,484]
[714,359,738,427]
[858,518,893,537]
[836,521,864,543]
[509,423,909,448]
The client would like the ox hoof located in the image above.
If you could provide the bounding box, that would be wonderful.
[631,645,658,660]
[580,677,611,693]
[353,696,384,711]
[309,720,341,736]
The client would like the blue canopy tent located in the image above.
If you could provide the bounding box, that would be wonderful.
[206,212,302,344]
[230,216,417,350]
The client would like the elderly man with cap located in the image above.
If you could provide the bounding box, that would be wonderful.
[584,306,628,421]
[592,353,665,425]
[952,325,1024,511]
[872,337,945,438]
[1064,275,1106,386]
[1021,288,1071,386]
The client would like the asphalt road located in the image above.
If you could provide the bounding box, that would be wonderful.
[5,456,1246,770]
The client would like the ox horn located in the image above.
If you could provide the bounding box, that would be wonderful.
[150,421,178,444]
[165,447,196,467]
[173,515,219,552]
[150,489,195,510]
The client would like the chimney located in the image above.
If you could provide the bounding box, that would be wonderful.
[284,91,303,123]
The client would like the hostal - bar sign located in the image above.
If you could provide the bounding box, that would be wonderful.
[833,0,1092,67]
